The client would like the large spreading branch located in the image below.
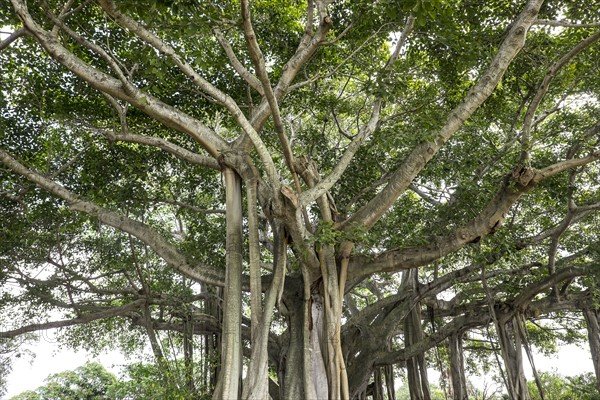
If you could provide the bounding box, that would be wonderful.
[364,270,592,368]
[10,0,227,158]
[236,7,332,150]
[520,31,600,164]
[0,299,146,339]
[213,27,264,95]
[96,0,282,189]
[299,15,415,207]
[0,149,226,286]
[99,130,221,170]
[344,0,545,230]
[348,151,600,281]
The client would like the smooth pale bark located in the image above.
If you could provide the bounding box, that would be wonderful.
[496,315,531,400]
[344,0,545,230]
[6,3,600,400]
[519,31,600,163]
[347,152,600,281]
[247,178,262,341]
[319,245,342,399]
[404,271,431,400]
[310,292,329,399]
[213,168,243,400]
[242,178,266,399]
[448,333,468,400]
[243,221,287,400]
[300,15,415,208]
[0,149,225,286]
[302,268,319,400]
[0,299,146,338]
[238,3,333,151]
[583,309,600,392]
[11,0,227,157]
[281,291,307,400]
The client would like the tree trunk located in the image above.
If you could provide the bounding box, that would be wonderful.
[318,244,343,399]
[243,177,287,400]
[496,314,531,400]
[384,365,396,400]
[309,290,330,399]
[206,286,222,391]
[583,308,600,393]
[448,332,468,400]
[404,270,431,400]
[213,168,243,400]
[183,311,195,395]
[281,284,309,400]
[373,367,384,400]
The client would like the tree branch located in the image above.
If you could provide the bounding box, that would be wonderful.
[96,0,284,188]
[520,31,600,164]
[344,0,545,230]
[534,19,600,28]
[213,27,264,95]
[100,129,221,170]
[0,148,226,286]
[348,150,600,280]
[0,299,146,339]
[11,0,227,157]
[0,26,27,50]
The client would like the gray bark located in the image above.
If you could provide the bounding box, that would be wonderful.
[448,333,468,400]
[243,221,288,400]
[281,289,306,400]
[496,315,531,400]
[583,308,600,393]
[213,169,243,400]
[404,271,431,400]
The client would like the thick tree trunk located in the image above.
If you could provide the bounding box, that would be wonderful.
[319,244,343,398]
[496,314,531,400]
[404,270,431,400]
[278,272,345,400]
[213,168,243,400]
[583,308,600,392]
[281,285,309,400]
[448,332,468,400]
[310,291,330,399]
[243,181,287,400]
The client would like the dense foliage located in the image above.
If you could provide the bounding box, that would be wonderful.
[1,0,600,399]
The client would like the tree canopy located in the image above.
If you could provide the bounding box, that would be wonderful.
[1,0,600,399]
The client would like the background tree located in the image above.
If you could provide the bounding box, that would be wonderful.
[9,361,211,400]
[527,371,600,400]
[2,0,600,399]
[9,362,117,400]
